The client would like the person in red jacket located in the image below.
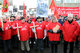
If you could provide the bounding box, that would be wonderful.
[27,19,35,48]
[62,14,79,53]
[10,16,18,49]
[43,17,50,48]
[18,17,30,53]
[78,26,80,41]
[33,17,45,53]
[47,17,61,53]
[78,26,80,52]
[0,16,12,53]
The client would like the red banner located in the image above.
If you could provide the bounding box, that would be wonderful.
[57,7,79,17]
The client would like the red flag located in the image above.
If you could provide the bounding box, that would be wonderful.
[54,7,58,19]
[49,0,55,13]
[23,3,26,18]
[49,0,58,19]
[2,0,9,13]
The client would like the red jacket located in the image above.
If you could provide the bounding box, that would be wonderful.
[47,22,61,41]
[43,21,50,37]
[62,20,79,42]
[78,26,80,41]
[35,22,45,39]
[28,22,34,38]
[0,22,2,36]
[18,22,29,41]
[10,21,17,36]
[0,22,11,40]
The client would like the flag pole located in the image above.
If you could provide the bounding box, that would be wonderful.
[63,0,64,8]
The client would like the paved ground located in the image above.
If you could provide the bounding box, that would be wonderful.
[0,42,79,53]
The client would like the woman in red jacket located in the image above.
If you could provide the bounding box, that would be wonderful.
[62,14,79,53]
[47,17,61,53]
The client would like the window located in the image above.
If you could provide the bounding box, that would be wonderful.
[71,0,76,3]
[56,0,80,3]
[13,8,17,12]
[77,0,80,3]
[56,0,61,3]
[63,0,71,3]
[19,6,27,10]
[63,0,77,3]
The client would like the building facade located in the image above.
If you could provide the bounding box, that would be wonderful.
[49,0,80,7]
